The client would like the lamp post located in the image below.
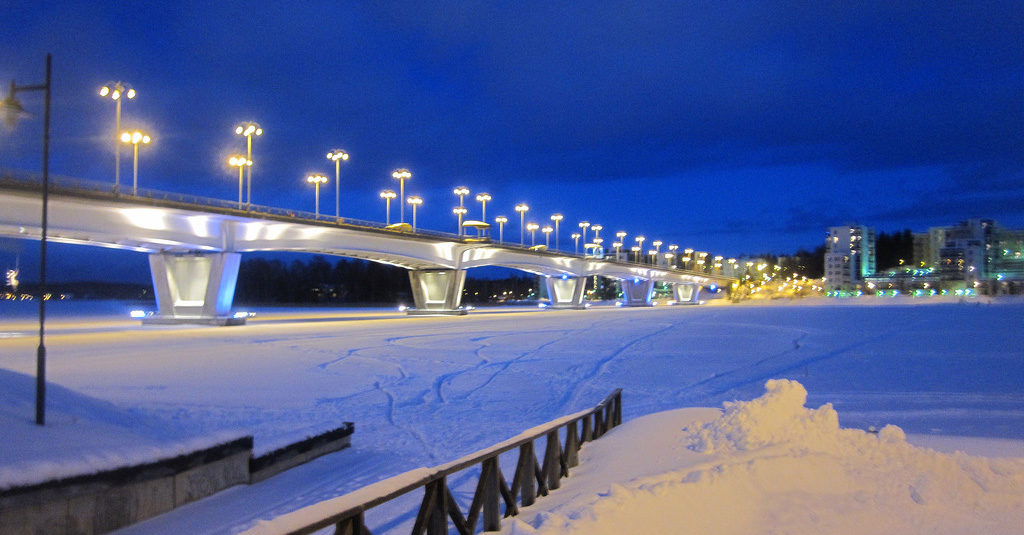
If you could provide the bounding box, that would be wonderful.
[99,81,135,192]
[550,214,563,250]
[631,246,641,262]
[379,189,397,225]
[407,196,423,231]
[228,156,251,208]
[527,222,539,246]
[578,221,590,245]
[495,216,508,243]
[634,236,645,262]
[612,241,623,258]
[591,224,603,241]
[453,186,469,207]
[119,131,150,195]
[684,248,694,270]
[515,203,529,246]
[392,169,411,223]
[326,149,349,218]
[668,245,679,268]
[542,225,553,247]
[306,174,328,218]
[453,206,468,235]
[571,232,581,254]
[234,122,262,208]
[2,54,51,425]
[475,192,491,222]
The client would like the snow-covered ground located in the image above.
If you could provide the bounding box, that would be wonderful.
[0,297,1021,533]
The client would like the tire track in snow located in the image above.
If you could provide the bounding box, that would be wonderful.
[373,380,437,461]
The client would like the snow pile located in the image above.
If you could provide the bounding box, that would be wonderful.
[505,380,1024,535]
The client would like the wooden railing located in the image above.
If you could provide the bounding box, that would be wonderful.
[254,389,622,535]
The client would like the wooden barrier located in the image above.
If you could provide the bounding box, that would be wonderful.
[260,388,622,535]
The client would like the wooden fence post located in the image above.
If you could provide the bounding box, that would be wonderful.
[543,430,561,491]
[482,457,501,532]
[517,442,536,506]
[565,420,580,468]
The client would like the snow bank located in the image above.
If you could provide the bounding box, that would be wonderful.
[505,380,1024,535]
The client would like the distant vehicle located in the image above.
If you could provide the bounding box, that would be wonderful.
[584,243,605,259]
[386,222,413,232]
[529,244,547,251]
[462,220,491,241]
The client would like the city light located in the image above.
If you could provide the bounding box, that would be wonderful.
[234,122,262,208]
[379,189,397,225]
[306,174,328,217]
[326,149,349,218]
[99,81,135,192]
[392,169,412,223]
[119,130,150,195]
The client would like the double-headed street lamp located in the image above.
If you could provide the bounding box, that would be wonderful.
[228,156,251,208]
[631,246,641,262]
[2,54,51,426]
[550,214,563,250]
[380,189,397,225]
[119,131,150,195]
[495,216,508,243]
[475,192,491,222]
[326,149,349,218]
[612,241,623,258]
[515,203,529,246]
[578,221,590,245]
[571,232,582,254]
[527,222,540,246]
[99,81,135,192]
[407,196,423,231]
[634,236,646,262]
[453,206,468,235]
[453,186,469,207]
[306,174,328,217]
[542,225,553,247]
[591,224,603,240]
[392,169,412,223]
[234,122,262,208]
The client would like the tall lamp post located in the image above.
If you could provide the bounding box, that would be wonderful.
[475,192,491,222]
[2,55,52,425]
[326,149,349,218]
[571,232,582,254]
[452,187,469,235]
[526,222,539,246]
[495,216,508,243]
[550,214,563,250]
[612,241,623,258]
[380,189,397,225]
[99,81,135,192]
[392,169,411,223]
[228,156,251,208]
[578,221,590,245]
[634,236,646,262]
[453,206,468,235]
[407,196,423,231]
[515,203,529,246]
[591,224,603,241]
[542,225,553,247]
[234,122,262,208]
[119,130,150,195]
[306,174,328,217]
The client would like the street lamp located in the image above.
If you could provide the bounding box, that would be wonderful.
[453,186,470,208]
[407,195,423,231]
[550,214,563,250]
[228,156,251,208]
[542,225,553,247]
[2,54,51,426]
[515,203,529,246]
[119,130,150,195]
[234,122,262,207]
[99,81,135,192]
[668,244,679,268]
[571,232,582,254]
[453,206,468,235]
[578,221,590,245]
[634,236,646,262]
[379,189,397,225]
[495,216,508,243]
[392,169,412,223]
[475,192,491,222]
[631,246,641,262]
[326,149,349,218]
[591,224,603,240]
[612,241,623,258]
[306,174,328,217]
[527,222,539,246]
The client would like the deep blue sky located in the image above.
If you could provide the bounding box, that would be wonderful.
[1,1,1021,282]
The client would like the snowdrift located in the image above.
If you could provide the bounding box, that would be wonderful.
[505,380,1024,534]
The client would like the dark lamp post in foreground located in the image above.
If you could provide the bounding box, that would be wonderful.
[1,54,52,426]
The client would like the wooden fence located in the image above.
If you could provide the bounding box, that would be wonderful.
[261,388,622,535]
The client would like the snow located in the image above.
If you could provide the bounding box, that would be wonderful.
[0,298,1021,533]
[500,380,1024,535]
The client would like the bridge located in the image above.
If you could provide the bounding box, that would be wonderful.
[0,172,737,324]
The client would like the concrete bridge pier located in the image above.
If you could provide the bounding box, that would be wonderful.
[407,269,468,315]
[671,282,702,305]
[620,277,655,306]
[545,275,588,309]
[146,252,244,325]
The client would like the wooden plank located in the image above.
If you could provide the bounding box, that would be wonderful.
[427,479,447,535]
[411,483,438,535]
[331,511,365,535]
[466,462,489,531]
[444,483,471,535]
[482,458,501,531]
[534,457,549,496]
[498,471,519,518]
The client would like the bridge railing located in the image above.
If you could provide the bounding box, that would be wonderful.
[250,388,622,535]
[1,169,735,282]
